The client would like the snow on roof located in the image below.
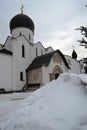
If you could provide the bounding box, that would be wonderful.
[0,73,87,130]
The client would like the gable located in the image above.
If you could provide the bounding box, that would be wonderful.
[26,50,70,71]
[34,41,45,56]
[52,52,62,64]
[34,41,45,50]
[45,46,54,53]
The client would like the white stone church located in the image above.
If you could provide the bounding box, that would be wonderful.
[0,11,84,92]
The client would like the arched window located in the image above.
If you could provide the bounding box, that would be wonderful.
[19,32,22,36]
[41,50,43,55]
[22,45,25,58]
[20,72,23,81]
[36,48,38,57]
[29,34,31,40]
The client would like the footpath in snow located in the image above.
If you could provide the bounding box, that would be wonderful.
[0,73,87,130]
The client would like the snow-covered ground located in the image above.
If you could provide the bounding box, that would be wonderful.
[0,92,31,118]
[0,73,87,130]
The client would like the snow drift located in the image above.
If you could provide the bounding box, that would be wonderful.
[0,73,87,130]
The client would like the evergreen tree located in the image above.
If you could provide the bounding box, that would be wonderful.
[76,5,87,48]
[76,5,87,73]
[76,26,87,48]
[76,25,87,73]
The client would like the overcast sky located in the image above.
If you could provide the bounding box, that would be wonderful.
[0,0,87,59]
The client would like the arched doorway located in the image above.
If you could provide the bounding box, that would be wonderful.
[50,65,63,81]
[55,73,59,79]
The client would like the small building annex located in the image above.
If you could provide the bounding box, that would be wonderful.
[0,11,84,92]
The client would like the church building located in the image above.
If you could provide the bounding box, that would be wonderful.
[0,11,84,92]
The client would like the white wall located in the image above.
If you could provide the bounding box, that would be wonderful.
[45,47,54,53]
[0,54,12,91]
[42,55,68,85]
[2,26,34,91]
[11,36,31,90]
[11,27,34,43]
[34,42,46,57]
[4,36,13,52]
[42,65,49,85]
[34,42,54,57]
[65,55,81,74]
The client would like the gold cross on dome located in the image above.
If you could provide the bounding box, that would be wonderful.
[20,5,24,14]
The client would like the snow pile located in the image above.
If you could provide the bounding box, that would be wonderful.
[0,73,87,130]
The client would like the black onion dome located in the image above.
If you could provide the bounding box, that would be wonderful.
[10,13,35,33]
[72,49,77,59]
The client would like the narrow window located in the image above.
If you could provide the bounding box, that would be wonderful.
[36,48,38,57]
[29,34,31,40]
[22,45,25,57]
[19,32,22,36]
[20,72,23,81]
[41,50,43,55]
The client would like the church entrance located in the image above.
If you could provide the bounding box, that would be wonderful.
[55,73,59,79]
[50,65,63,81]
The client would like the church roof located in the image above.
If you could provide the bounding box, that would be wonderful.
[72,49,77,59]
[10,13,35,33]
[0,49,13,55]
[27,50,70,71]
